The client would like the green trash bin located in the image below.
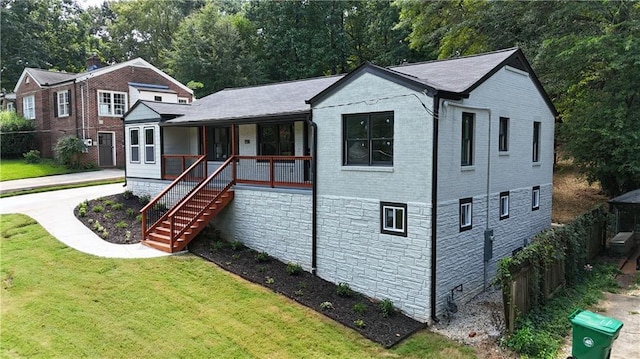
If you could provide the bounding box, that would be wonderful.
[568,309,624,359]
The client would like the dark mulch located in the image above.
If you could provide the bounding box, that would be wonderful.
[74,193,424,348]
[73,192,145,244]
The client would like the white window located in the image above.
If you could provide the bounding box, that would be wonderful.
[98,90,127,116]
[500,191,510,220]
[130,128,140,163]
[6,102,15,112]
[380,202,407,237]
[460,198,473,231]
[144,127,155,163]
[532,186,540,210]
[57,91,70,117]
[178,97,189,104]
[23,95,35,119]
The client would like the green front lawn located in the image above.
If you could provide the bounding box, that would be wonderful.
[0,158,78,181]
[0,214,476,359]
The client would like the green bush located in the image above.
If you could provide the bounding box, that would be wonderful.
[286,262,303,276]
[54,135,85,169]
[352,302,367,315]
[0,111,35,158]
[379,298,395,317]
[336,282,354,297]
[23,149,41,163]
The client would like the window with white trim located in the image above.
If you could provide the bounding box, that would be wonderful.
[154,96,162,102]
[499,117,509,152]
[499,191,510,220]
[532,186,540,210]
[130,128,140,163]
[6,102,15,112]
[98,90,127,116]
[533,122,541,162]
[380,202,407,237]
[461,112,474,166]
[23,95,35,119]
[460,197,473,231]
[57,91,70,117]
[144,127,155,163]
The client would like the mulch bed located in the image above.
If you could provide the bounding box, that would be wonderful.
[74,193,424,347]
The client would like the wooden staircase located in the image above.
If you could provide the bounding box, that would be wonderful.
[142,190,233,252]
[140,156,235,253]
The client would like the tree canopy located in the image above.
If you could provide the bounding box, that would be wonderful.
[1,0,638,195]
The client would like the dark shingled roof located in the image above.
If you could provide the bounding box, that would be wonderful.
[389,48,519,93]
[609,189,640,206]
[164,75,343,125]
[26,68,77,86]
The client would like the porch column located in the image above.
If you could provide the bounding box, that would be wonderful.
[231,124,237,182]
[201,126,207,176]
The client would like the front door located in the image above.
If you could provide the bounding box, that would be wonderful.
[98,132,115,167]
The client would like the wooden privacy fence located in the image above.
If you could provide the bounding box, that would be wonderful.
[502,206,607,333]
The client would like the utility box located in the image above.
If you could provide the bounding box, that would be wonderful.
[484,229,494,262]
[568,309,623,359]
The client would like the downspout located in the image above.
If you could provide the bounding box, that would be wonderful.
[73,80,80,138]
[442,101,492,290]
[430,94,440,323]
[304,115,318,275]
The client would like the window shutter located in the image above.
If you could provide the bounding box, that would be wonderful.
[68,90,72,116]
[53,93,58,117]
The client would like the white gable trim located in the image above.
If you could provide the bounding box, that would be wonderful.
[76,58,193,96]
[13,70,41,92]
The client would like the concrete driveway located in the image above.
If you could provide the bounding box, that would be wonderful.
[0,183,169,258]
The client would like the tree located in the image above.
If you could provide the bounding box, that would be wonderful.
[1,0,90,90]
[163,1,263,97]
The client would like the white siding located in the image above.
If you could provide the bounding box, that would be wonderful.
[124,104,159,123]
[163,127,198,154]
[125,122,161,179]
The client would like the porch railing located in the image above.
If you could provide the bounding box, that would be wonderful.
[235,155,312,188]
[162,154,204,180]
[141,155,207,239]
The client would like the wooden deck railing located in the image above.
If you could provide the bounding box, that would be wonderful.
[141,155,207,239]
[235,155,312,188]
[162,155,204,180]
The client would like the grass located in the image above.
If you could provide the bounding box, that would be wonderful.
[552,158,608,224]
[0,179,124,198]
[0,158,86,181]
[0,214,476,359]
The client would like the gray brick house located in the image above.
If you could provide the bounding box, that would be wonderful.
[13,57,193,167]
[124,48,557,323]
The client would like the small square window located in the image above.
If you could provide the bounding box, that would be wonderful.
[154,96,162,102]
[532,186,540,211]
[460,198,473,231]
[499,191,509,220]
[380,202,407,237]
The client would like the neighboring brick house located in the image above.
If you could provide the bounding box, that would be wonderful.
[123,48,557,323]
[13,57,193,167]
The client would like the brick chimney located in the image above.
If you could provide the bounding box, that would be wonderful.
[86,54,102,71]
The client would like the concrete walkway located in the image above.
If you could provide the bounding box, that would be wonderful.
[0,171,168,259]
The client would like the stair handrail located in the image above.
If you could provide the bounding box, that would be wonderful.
[166,156,235,248]
[141,155,207,239]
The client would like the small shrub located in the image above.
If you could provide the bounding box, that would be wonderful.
[126,208,136,217]
[354,319,366,328]
[286,262,303,276]
[116,221,128,229]
[92,205,104,213]
[135,214,143,222]
[353,302,367,315]
[298,281,307,290]
[111,203,123,210]
[379,298,395,317]
[230,240,244,251]
[294,289,304,297]
[138,195,150,205]
[232,254,240,260]
[54,135,85,169]
[255,251,270,263]
[125,231,131,241]
[104,200,115,207]
[320,301,334,310]
[336,282,354,297]
[211,241,225,252]
[122,190,134,200]
[103,213,112,220]
[101,231,109,238]
[265,277,275,285]
[78,207,87,217]
[22,149,41,163]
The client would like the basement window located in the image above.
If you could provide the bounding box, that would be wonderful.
[380,202,407,237]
